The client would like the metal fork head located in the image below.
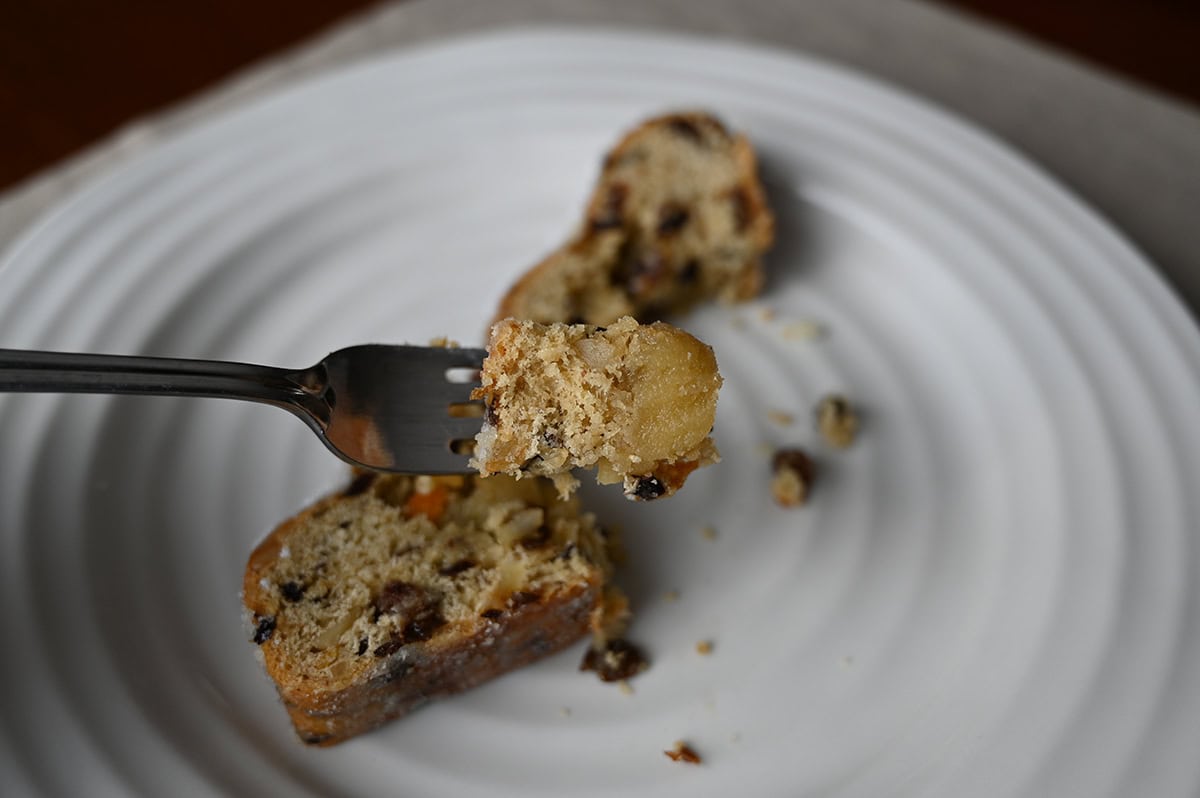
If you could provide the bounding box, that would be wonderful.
[302,344,486,474]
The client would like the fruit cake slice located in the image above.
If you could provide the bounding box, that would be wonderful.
[243,471,616,745]
[496,111,774,326]
[471,317,722,501]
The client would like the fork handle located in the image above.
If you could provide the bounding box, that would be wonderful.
[0,348,329,425]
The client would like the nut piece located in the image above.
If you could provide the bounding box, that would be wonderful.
[665,740,703,764]
[771,448,816,507]
[816,394,859,449]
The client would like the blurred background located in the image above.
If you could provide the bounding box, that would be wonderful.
[1,0,1197,192]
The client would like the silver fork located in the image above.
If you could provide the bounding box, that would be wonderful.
[0,345,487,474]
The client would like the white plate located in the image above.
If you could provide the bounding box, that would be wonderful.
[2,28,1198,798]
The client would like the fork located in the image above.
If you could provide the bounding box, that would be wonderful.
[0,345,487,474]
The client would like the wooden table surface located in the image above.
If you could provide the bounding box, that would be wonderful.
[1,0,1196,193]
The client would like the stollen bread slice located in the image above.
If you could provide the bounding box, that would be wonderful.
[496,111,774,326]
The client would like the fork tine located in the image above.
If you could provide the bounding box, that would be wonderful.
[438,416,486,439]
[420,381,481,404]
[316,343,489,474]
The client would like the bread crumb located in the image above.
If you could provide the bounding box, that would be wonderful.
[560,706,572,717]
[695,640,714,655]
[699,524,718,541]
[756,306,776,322]
[618,680,635,696]
[766,409,794,426]
[665,740,703,764]
[816,394,859,449]
[730,315,748,331]
[754,442,775,458]
[663,589,681,602]
[771,448,817,507]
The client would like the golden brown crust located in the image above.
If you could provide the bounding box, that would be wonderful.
[271,583,600,746]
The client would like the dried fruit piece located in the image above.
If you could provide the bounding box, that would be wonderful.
[252,615,276,645]
[656,202,690,236]
[771,448,817,507]
[580,638,650,682]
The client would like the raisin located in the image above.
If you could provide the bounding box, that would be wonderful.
[356,637,369,656]
[401,611,447,643]
[438,559,476,576]
[589,183,628,231]
[666,116,704,143]
[279,581,305,602]
[657,203,690,236]
[370,581,447,643]
[508,590,541,608]
[301,732,334,746]
[252,615,276,645]
[374,639,403,658]
[580,638,650,682]
[373,580,435,618]
[631,475,667,501]
[618,250,668,298]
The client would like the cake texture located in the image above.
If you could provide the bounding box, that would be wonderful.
[471,316,722,500]
[243,471,616,745]
[496,111,774,326]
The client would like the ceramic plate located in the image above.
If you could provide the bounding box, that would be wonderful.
[1,28,1198,798]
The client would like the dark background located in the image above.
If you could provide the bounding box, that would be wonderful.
[1,0,1197,192]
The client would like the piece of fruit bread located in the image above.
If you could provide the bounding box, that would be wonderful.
[471,316,721,500]
[496,111,774,326]
[243,471,616,745]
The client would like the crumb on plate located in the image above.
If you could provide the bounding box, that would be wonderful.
[665,740,703,764]
[771,447,817,507]
[816,394,859,449]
